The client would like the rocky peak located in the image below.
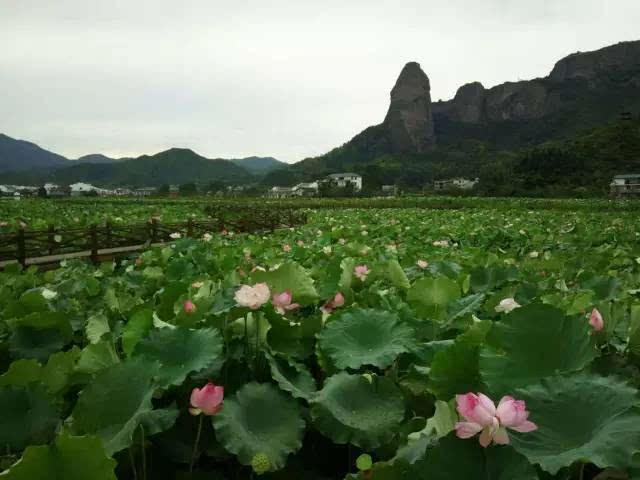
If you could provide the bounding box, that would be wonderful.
[550,40,640,82]
[383,62,436,152]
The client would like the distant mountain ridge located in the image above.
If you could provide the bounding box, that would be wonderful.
[0,135,283,185]
[74,154,123,164]
[0,147,251,187]
[229,156,287,174]
[0,134,68,172]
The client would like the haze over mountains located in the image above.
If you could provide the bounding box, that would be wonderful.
[1,39,639,195]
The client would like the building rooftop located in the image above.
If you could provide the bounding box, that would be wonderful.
[613,174,640,179]
[326,172,360,178]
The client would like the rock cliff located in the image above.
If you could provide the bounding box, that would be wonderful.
[383,62,436,152]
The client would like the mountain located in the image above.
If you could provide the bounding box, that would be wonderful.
[228,156,287,175]
[0,148,251,187]
[74,154,123,164]
[263,39,640,196]
[0,134,68,172]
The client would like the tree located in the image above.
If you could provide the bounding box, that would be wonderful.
[156,184,170,196]
[37,186,47,198]
[179,182,198,196]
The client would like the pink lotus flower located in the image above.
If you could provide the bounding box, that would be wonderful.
[495,298,521,313]
[283,244,292,253]
[272,290,300,315]
[589,308,604,332]
[417,259,428,269]
[296,240,304,247]
[183,300,197,314]
[455,393,537,447]
[189,383,224,416]
[234,283,270,310]
[354,265,370,281]
[321,292,345,313]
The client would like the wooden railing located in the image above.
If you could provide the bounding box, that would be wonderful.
[0,209,307,267]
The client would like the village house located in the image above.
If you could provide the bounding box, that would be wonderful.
[610,174,640,196]
[70,182,114,196]
[268,186,294,198]
[292,182,319,196]
[322,173,363,191]
[381,185,398,196]
[433,177,479,191]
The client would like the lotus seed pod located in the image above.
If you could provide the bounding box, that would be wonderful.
[251,453,270,475]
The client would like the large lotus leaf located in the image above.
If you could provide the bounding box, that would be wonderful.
[133,327,224,386]
[85,313,110,344]
[480,303,597,397]
[407,277,461,308]
[0,434,116,479]
[510,372,640,474]
[382,259,411,290]
[252,262,319,305]
[9,326,67,363]
[76,342,120,375]
[0,383,59,450]
[121,308,153,356]
[410,434,537,480]
[212,382,305,470]
[427,320,491,399]
[310,373,405,449]
[317,309,416,370]
[71,358,159,454]
[266,351,317,400]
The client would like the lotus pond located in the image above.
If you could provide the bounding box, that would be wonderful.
[1,203,640,479]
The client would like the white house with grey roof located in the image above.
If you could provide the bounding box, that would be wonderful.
[322,173,362,191]
[610,174,640,196]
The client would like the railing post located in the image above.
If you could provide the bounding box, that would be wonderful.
[90,224,99,265]
[151,218,158,244]
[187,218,194,238]
[17,226,26,268]
[105,220,112,249]
[48,224,55,255]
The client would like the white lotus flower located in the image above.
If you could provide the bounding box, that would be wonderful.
[202,233,213,242]
[495,298,521,313]
[169,232,181,239]
[41,288,57,300]
[234,283,270,310]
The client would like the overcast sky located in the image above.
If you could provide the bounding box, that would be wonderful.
[1,1,639,163]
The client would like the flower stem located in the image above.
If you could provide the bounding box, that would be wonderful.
[189,415,204,474]
[140,424,147,480]
[129,447,138,480]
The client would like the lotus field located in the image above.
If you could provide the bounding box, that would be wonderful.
[1,200,640,479]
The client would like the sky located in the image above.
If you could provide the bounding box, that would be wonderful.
[1,1,639,163]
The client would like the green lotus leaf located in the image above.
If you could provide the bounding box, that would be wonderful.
[479,303,597,397]
[76,342,120,375]
[408,277,461,308]
[310,373,405,449]
[0,383,59,450]
[510,372,640,474]
[266,351,317,400]
[252,262,319,305]
[121,308,153,356]
[71,358,159,455]
[317,309,415,370]
[382,259,411,289]
[427,320,491,399]
[133,327,224,386]
[410,434,537,480]
[0,434,116,480]
[213,382,305,470]
[85,313,110,344]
